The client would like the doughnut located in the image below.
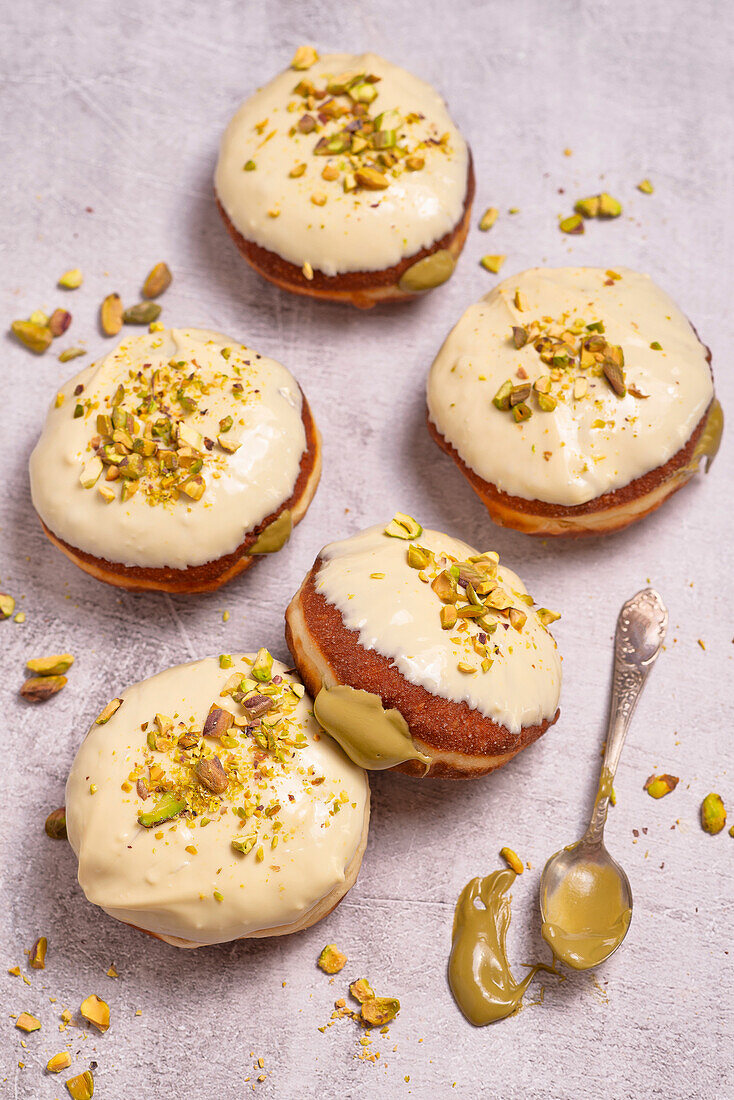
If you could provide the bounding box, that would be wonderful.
[65,652,369,947]
[427,267,721,536]
[215,49,474,308]
[29,328,321,593]
[285,517,561,779]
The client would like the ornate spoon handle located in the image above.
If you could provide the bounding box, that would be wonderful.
[585,588,668,846]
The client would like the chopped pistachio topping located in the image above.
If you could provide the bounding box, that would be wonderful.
[29,936,47,969]
[45,807,67,839]
[47,1051,72,1073]
[291,45,319,70]
[478,206,499,231]
[142,262,172,299]
[20,675,67,702]
[100,293,123,336]
[96,697,123,724]
[361,997,400,1027]
[559,214,584,235]
[15,1012,41,1032]
[637,178,654,194]
[0,592,16,619]
[349,978,375,1003]
[59,346,86,362]
[65,1070,94,1099]
[318,944,347,974]
[11,320,53,354]
[384,512,422,540]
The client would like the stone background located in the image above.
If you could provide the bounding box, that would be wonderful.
[1,1,731,1097]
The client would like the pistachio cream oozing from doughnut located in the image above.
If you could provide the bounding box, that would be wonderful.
[215,52,469,276]
[314,684,431,771]
[427,267,715,505]
[315,525,561,737]
[29,329,307,570]
[65,654,369,946]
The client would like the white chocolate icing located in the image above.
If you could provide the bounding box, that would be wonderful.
[427,267,714,505]
[316,525,561,732]
[65,655,369,946]
[215,52,469,276]
[29,329,308,569]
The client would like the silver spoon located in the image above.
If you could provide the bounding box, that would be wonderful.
[539,587,668,970]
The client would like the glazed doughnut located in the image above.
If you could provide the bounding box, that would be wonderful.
[29,328,321,593]
[65,653,369,947]
[427,267,721,536]
[285,517,561,779]
[215,50,474,308]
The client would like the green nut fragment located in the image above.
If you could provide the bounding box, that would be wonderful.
[492,379,513,410]
[603,358,626,396]
[20,675,67,702]
[80,994,109,1033]
[384,513,422,540]
[65,1070,94,1099]
[249,509,292,555]
[49,308,72,337]
[701,792,726,835]
[142,262,172,299]
[58,346,86,362]
[251,647,274,682]
[27,653,74,676]
[559,214,584,235]
[137,792,186,828]
[478,206,499,231]
[361,996,400,1027]
[440,604,458,630]
[354,166,389,190]
[11,320,53,354]
[100,293,123,336]
[536,608,561,627]
[15,1012,41,1032]
[217,433,241,453]
[317,944,347,974]
[219,654,233,669]
[511,326,528,348]
[219,415,233,433]
[231,834,257,855]
[407,544,431,570]
[291,44,319,70]
[574,195,601,218]
[58,268,83,289]
[45,807,67,839]
[95,697,123,724]
[243,159,257,171]
[398,249,455,293]
[644,773,679,799]
[500,846,524,874]
[47,1051,72,1073]
[537,392,557,412]
[598,192,623,217]
[512,402,532,423]
[637,179,654,194]
[203,704,234,740]
[349,978,376,1003]
[0,593,16,619]
[480,254,506,273]
[123,302,161,325]
[29,936,47,969]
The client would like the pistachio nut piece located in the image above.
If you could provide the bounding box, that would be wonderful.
[291,45,318,70]
[45,807,67,839]
[536,608,561,627]
[479,206,499,231]
[248,509,292,554]
[637,179,654,194]
[251,647,274,683]
[11,320,53,353]
[317,944,347,974]
[123,301,161,325]
[100,293,123,336]
[15,1012,41,1032]
[29,935,47,969]
[574,195,601,218]
[701,792,726,834]
[49,309,72,337]
[0,593,16,619]
[398,249,455,293]
[27,653,74,676]
[20,675,67,702]
[142,262,172,299]
[58,268,83,289]
[602,358,626,396]
[80,994,110,1033]
[95,697,123,724]
[597,192,622,217]
[407,544,431,570]
[500,846,524,874]
[384,513,422,540]
[644,774,679,799]
[349,978,375,1003]
[203,704,234,740]
[361,997,400,1026]
[559,214,584,235]
[65,1070,94,1099]
[196,755,228,794]
[354,166,389,190]
[480,254,506,273]
[137,793,186,828]
[46,1051,72,1073]
[231,834,257,855]
[241,693,273,720]
[59,347,86,362]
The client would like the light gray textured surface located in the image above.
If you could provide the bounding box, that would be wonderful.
[1,1,732,1097]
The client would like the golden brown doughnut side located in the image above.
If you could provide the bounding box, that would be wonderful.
[285,563,559,779]
[215,155,475,309]
[39,394,321,594]
[426,400,712,538]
